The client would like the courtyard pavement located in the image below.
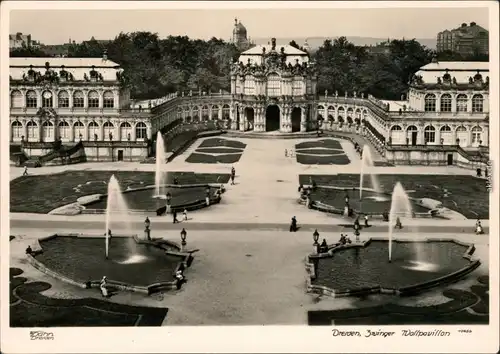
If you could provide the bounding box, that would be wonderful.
[9,135,491,325]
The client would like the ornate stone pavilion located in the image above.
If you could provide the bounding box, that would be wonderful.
[229,38,317,133]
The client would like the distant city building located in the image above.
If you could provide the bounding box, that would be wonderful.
[437,22,489,56]
[232,18,251,51]
[40,39,76,58]
[9,32,41,49]
[364,40,391,55]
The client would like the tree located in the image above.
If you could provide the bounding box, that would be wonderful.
[10,46,49,57]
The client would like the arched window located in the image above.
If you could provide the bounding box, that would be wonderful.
[10,90,23,108]
[42,121,54,142]
[73,90,84,108]
[211,105,219,120]
[337,107,345,117]
[424,125,436,143]
[355,109,361,119]
[362,110,368,120]
[58,91,69,108]
[103,121,114,140]
[42,91,53,108]
[471,126,483,146]
[26,90,37,108]
[390,125,404,145]
[103,91,114,108]
[244,77,255,95]
[202,105,209,121]
[135,122,147,140]
[440,125,452,144]
[456,94,467,112]
[58,121,70,140]
[347,108,353,117]
[11,121,23,140]
[88,121,100,141]
[192,106,199,121]
[472,94,483,112]
[424,94,436,112]
[27,121,38,139]
[120,122,132,141]
[327,106,335,118]
[73,121,84,141]
[88,90,99,108]
[440,94,452,112]
[456,125,468,147]
[407,125,418,145]
[267,74,281,97]
[317,105,324,111]
[222,105,230,119]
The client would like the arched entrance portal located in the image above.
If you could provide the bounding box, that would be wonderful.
[291,107,301,132]
[266,105,280,132]
[245,107,255,131]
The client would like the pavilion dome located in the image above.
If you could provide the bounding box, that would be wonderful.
[233,19,247,36]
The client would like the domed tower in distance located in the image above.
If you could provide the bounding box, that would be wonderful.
[232,18,249,51]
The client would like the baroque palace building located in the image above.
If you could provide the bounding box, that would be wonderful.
[10,43,489,167]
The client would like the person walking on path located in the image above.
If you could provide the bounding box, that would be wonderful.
[173,210,179,224]
[23,166,28,176]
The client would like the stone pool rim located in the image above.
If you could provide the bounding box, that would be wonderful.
[74,183,223,215]
[305,237,480,298]
[26,233,194,295]
[298,185,445,219]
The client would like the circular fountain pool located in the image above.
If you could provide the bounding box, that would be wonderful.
[310,239,479,296]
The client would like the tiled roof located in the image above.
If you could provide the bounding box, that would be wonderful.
[242,44,307,56]
[9,57,122,81]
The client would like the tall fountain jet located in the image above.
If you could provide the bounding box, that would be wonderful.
[105,175,131,259]
[388,182,415,263]
[155,131,167,198]
[359,145,382,211]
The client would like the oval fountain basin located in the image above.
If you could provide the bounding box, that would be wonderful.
[86,185,219,212]
[312,240,477,294]
[33,236,185,288]
[308,188,429,215]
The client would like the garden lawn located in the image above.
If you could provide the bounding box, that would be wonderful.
[186,153,242,164]
[299,174,489,219]
[295,148,343,155]
[296,154,350,165]
[10,171,230,214]
[10,268,168,327]
[295,139,343,150]
[198,138,246,149]
[195,147,244,154]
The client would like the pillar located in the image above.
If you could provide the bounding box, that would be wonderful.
[300,106,307,132]
[239,107,246,131]
[230,105,237,130]
[99,91,104,109]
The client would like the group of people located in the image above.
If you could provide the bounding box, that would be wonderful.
[172,209,189,223]
[338,234,353,245]
[285,149,296,158]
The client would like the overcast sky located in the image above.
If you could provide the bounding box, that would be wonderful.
[7,3,490,45]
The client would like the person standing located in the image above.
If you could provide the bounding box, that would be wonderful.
[23,166,28,176]
[173,210,179,224]
[230,174,235,185]
[183,209,188,221]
